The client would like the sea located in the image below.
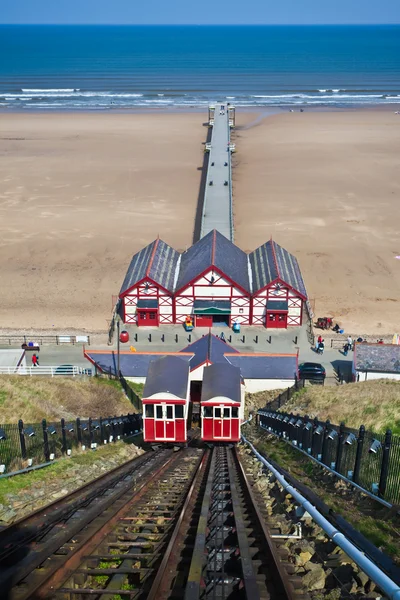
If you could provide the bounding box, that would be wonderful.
[0,25,399,111]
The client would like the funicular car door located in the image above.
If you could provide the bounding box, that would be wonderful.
[213,406,223,438]
[155,404,175,440]
[222,407,231,438]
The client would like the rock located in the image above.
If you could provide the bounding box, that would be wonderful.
[295,551,313,566]
[0,507,17,523]
[355,571,369,589]
[304,561,321,572]
[302,567,326,591]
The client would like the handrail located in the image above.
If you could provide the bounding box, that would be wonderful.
[0,365,91,377]
[242,434,400,600]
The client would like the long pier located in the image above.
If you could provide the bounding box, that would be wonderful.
[200,104,235,241]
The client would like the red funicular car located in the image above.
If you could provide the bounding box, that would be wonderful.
[201,362,244,443]
[143,355,190,444]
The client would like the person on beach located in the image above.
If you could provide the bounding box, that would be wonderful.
[343,343,349,357]
[32,354,39,367]
[347,335,353,350]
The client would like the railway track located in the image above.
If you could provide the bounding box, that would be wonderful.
[0,445,315,600]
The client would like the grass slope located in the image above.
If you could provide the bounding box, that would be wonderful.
[279,380,400,433]
[0,376,134,424]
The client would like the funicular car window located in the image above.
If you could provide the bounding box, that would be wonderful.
[215,408,221,418]
[223,408,230,418]
[203,407,212,418]
[232,407,238,418]
[175,405,184,419]
[166,406,173,419]
[156,406,163,419]
[145,405,154,418]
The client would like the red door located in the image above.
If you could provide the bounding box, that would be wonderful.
[154,404,175,440]
[137,310,159,326]
[213,407,223,438]
[165,405,175,439]
[196,315,213,327]
[266,312,287,329]
[222,407,231,438]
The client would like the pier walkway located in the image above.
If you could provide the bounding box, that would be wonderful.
[200,104,235,241]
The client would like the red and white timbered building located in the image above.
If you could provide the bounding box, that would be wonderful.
[118,230,307,330]
[174,230,251,327]
[119,238,178,326]
[249,239,307,328]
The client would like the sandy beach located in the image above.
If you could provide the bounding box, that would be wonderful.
[0,112,205,331]
[234,109,400,335]
[0,109,399,335]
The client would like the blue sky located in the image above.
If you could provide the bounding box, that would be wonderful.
[1,0,399,25]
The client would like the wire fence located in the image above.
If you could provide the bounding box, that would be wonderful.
[0,413,143,476]
[257,409,398,504]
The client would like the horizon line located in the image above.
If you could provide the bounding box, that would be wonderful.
[1,22,399,26]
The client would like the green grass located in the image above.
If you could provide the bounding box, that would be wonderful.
[127,382,144,398]
[247,428,400,561]
[0,441,136,505]
[276,380,400,433]
[0,376,135,424]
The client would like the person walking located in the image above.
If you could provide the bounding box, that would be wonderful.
[347,335,353,351]
[32,354,39,367]
[343,343,349,357]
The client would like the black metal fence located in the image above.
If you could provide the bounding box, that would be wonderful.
[262,378,305,412]
[257,410,399,505]
[0,413,143,476]
[119,375,142,412]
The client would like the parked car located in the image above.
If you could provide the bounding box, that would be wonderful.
[298,362,326,381]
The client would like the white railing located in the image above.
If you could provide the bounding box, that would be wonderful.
[0,366,92,377]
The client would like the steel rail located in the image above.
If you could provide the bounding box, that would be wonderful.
[233,447,300,600]
[226,448,260,597]
[52,449,204,599]
[184,446,217,599]
[1,451,175,600]
[0,447,160,565]
[146,449,210,600]
[242,434,400,600]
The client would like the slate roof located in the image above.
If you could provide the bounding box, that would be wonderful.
[176,230,251,293]
[180,333,239,371]
[119,238,179,296]
[227,354,298,380]
[354,344,400,374]
[201,363,242,403]
[250,240,307,297]
[85,351,193,378]
[143,356,189,399]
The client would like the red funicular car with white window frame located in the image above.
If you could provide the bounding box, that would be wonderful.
[201,362,244,443]
[142,355,190,445]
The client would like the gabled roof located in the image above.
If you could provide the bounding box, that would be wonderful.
[119,238,179,296]
[84,350,193,378]
[176,230,251,293]
[180,333,239,371]
[143,356,189,399]
[249,239,307,297]
[201,362,242,403]
[227,354,298,380]
[354,343,400,374]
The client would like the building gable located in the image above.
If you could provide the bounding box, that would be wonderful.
[119,238,179,297]
[176,230,251,294]
[250,239,307,298]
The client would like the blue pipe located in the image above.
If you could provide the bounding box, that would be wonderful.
[242,434,400,600]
